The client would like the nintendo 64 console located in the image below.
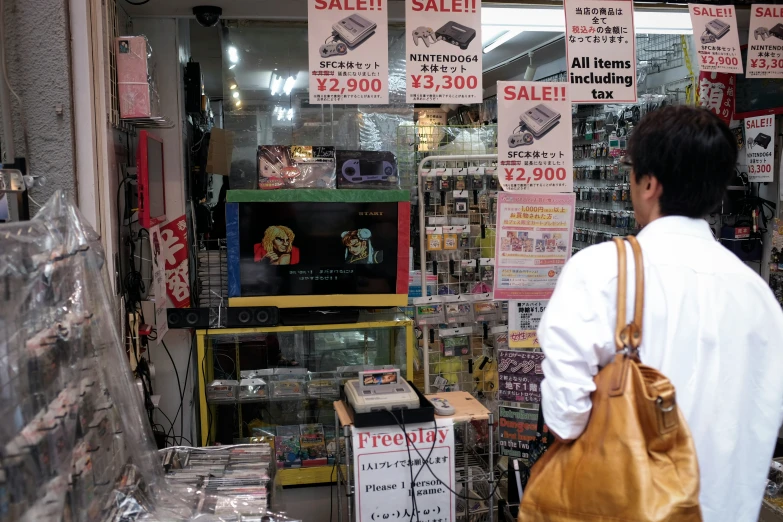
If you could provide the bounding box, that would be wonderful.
[435,21,477,50]
[345,369,419,413]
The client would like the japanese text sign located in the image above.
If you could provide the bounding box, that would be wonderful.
[497,81,574,193]
[308,0,389,104]
[698,71,735,125]
[745,115,775,182]
[689,4,743,74]
[160,215,191,308]
[499,405,539,460]
[746,5,783,79]
[498,349,545,404]
[405,0,482,103]
[564,0,637,103]
[509,301,547,331]
[353,420,455,522]
[493,192,575,301]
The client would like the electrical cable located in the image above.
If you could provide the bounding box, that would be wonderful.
[169,341,193,445]
[161,340,184,440]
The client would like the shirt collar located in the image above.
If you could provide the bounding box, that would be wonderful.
[636,215,715,240]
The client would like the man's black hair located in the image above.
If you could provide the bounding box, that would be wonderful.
[628,105,737,218]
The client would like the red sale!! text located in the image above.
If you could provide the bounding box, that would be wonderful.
[314,0,384,10]
[411,0,477,12]
[357,427,450,449]
[503,85,568,101]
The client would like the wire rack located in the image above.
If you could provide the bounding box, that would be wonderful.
[636,33,686,74]
[194,238,228,328]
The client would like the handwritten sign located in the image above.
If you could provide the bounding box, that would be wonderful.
[353,420,455,522]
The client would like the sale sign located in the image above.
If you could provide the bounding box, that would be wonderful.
[746,5,783,79]
[745,115,775,182]
[308,0,389,104]
[405,0,482,104]
[564,0,637,103]
[497,81,573,193]
[493,192,575,301]
[689,4,743,74]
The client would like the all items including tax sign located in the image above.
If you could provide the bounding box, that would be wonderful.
[308,0,389,104]
[497,81,574,194]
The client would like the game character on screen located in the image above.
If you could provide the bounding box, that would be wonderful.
[254,226,300,265]
[342,229,383,264]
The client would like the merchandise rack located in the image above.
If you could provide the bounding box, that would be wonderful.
[334,391,496,522]
[416,154,504,396]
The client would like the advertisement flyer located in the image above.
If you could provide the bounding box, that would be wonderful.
[564,0,637,103]
[493,192,576,301]
[689,4,743,74]
[499,405,539,460]
[308,0,389,104]
[746,5,783,79]
[497,81,574,193]
[498,349,545,403]
[744,115,776,182]
[405,0,482,104]
[509,300,547,330]
[353,420,456,522]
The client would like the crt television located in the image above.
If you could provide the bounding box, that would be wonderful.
[226,189,410,308]
[137,130,166,228]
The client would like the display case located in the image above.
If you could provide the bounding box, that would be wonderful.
[196,313,416,486]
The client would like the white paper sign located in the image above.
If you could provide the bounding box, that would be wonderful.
[509,300,548,332]
[405,0,482,104]
[689,4,743,74]
[564,0,637,103]
[497,81,574,193]
[308,0,389,104]
[149,225,169,343]
[353,420,456,522]
[745,115,776,182]
[746,5,783,79]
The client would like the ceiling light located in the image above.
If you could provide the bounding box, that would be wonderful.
[270,75,282,96]
[235,100,242,108]
[232,91,239,99]
[228,77,237,90]
[283,76,296,96]
[228,46,239,64]
[483,29,523,54]
[480,7,693,34]
[229,64,236,70]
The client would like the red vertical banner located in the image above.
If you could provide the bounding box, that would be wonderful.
[698,71,735,125]
[160,215,191,308]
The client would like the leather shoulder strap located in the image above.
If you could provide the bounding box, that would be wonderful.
[612,236,644,353]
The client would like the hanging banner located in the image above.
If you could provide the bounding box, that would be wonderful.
[160,215,191,309]
[746,5,783,79]
[405,0,482,104]
[564,0,637,103]
[689,4,743,74]
[149,224,169,343]
[498,347,545,403]
[493,193,576,301]
[698,71,735,125]
[499,404,539,460]
[353,420,456,522]
[308,0,389,104]
[745,115,776,182]
[497,81,574,193]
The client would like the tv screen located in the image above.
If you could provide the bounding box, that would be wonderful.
[137,130,166,228]
[226,190,410,307]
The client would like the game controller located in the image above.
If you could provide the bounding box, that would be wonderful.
[342,159,395,183]
[430,397,455,416]
[320,42,348,58]
[755,27,770,41]
[508,131,534,148]
[700,32,717,44]
[412,26,438,47]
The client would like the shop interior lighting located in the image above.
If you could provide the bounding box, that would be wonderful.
[483,29,523,54]
[286,108,293,121]
[228,45,239,64]
[235,100,242,108]
[270,74,283,95]
[480,7,692,35]
[228,77,238,90]
[232,91,240,99]
[283,76,296,96]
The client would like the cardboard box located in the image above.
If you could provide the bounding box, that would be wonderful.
[207,128,234,176]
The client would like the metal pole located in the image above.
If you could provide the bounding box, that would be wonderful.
[344,424,353,522]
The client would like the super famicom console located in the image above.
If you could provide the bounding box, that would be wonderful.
[508,104,562,148]
[344,369,419,414]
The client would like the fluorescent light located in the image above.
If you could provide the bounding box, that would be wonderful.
[270,75,282,95]
[483,29,523,54]
[232,91,239,99]
[480,7,693,34]
[283,76,295,96]
[228,63,236,70]
[228,46,239,64]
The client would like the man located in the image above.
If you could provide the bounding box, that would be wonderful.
[538,106,783,522]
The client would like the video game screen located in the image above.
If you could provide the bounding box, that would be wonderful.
[362,371,399,386]
[228,200,401,297]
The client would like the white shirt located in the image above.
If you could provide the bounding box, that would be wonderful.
[538,216,783,522]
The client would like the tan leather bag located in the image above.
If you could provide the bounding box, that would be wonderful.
[519,236,702,522]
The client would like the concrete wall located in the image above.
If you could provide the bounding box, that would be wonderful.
[0,0,76,207]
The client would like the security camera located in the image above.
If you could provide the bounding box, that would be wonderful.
[193,6,222,28]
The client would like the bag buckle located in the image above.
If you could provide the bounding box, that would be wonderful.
[656,395,675,412]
